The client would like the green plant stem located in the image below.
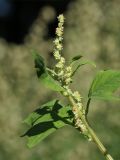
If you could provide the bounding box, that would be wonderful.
[68,96,114,160]
[46,68,57,76]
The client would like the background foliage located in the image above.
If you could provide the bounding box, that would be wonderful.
[0,0,120,159]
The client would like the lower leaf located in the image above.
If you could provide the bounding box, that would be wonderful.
[22,100,73,148]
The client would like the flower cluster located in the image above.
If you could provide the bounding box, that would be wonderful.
[52,14,91,141]
[73,91,83,111]
[72,105,92,141]
[73,91,81,101]
[53,14,65,77]
[53,14,64,61]
[64,66,72,85]
[56,14,64,37]
[53,14,72,86]
[56,57,65,68]
[62,85,72,96]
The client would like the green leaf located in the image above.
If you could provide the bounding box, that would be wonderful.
[22,100,73,148]
[39,73,64,92]
[32,51,64,92]
[72,60,96,76]
[77,60,96,68]
[71,55,83,63]
[23,100,57,126]
[88,70,120,100]
[32,50,45,77]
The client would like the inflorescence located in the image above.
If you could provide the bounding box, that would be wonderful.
[52,14,92,140]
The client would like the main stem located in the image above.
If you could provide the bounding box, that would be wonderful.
[68,96,114,160]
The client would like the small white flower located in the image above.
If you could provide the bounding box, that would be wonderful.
[54,50,61,60]
[73,91,81,102]
[56,43,63,50]
[56,61,64,68]
[67,88,72,95]
[75,119,82,127]
[65,77,72,85]
[58,37,63,41]
[56,27,63,37]
[77,102,82,110]
[60,57,65,63]
[65,73,71,77]
[66,66,72,72]
[63,91,68,96]
[64,72,72,78]
[54,38,60,45]
[58,14,65,23]
[58,70,64,76]
[63,85,68,89]
[58,24,64,31]
[64,66,72,78]
[80,123,87,132]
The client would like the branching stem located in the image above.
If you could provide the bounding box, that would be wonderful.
[68,96,114,160]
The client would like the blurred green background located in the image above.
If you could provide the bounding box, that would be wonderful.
[0,0,120,160]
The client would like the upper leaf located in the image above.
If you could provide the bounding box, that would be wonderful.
[71,55,83,63]
[72,60,96,77]
[32,51,64,92]
[88,70,120,100]
[22,100,73,148]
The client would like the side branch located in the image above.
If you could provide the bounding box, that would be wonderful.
[85,98,91,118]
